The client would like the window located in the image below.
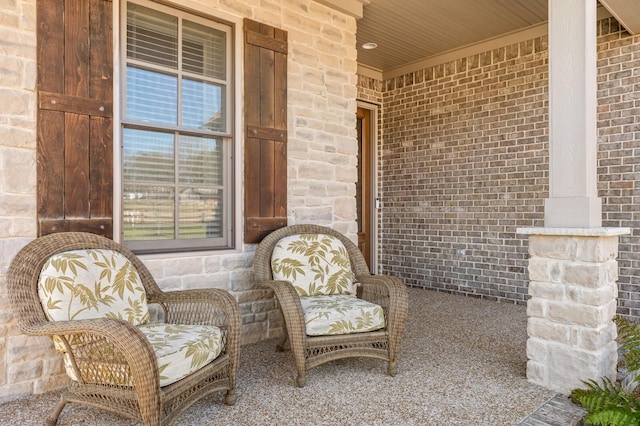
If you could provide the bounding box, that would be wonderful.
[121,1,233,253]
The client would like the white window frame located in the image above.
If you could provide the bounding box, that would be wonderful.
[114,0,243,254]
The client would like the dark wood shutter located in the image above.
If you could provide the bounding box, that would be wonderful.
[243,18,288,244]
[37,0,113,238]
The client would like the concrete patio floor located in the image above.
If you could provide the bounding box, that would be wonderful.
[0,287,587,425]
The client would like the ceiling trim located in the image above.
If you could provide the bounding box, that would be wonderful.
[599,0,640,35]
[357,64,383,81]
[383,22,549,80]
[313,0,370,19]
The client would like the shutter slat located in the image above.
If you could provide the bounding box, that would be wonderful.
[64,113,90,218]
[39,92,112,117]
[37,0,64,93]
[37,109,65,218]
[243,18,288,244]
[246,125,287,143]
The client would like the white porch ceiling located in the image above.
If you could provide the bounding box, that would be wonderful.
[355,0,637,75]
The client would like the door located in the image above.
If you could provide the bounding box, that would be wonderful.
[356,107,372,269]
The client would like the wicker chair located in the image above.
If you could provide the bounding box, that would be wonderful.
[253,224,408,387]
[7,232,241,426]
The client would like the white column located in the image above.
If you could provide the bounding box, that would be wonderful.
[545,0,601,227]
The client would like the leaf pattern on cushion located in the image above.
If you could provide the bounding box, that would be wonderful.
[38,249,149,325]
[37,250,225,388]
[300,295,385,336]
[139,323,224,386]
[271,234,355,296]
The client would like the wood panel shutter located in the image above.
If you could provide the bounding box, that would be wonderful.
[36,0,113,238]
[243,18,288,244]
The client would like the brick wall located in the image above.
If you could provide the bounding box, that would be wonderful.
[597,18,640,318]
[367,17,640,315]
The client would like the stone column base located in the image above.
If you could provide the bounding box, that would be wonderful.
[517,227,629,395]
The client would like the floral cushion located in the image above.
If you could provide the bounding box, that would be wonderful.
[37,249,223,387]
[271,233,355,296]
[61,324,224,387]
[300,294,385,336]
[38,249,149,325]
[139,323,224,387]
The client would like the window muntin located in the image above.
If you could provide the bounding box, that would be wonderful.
[122,1,233,253]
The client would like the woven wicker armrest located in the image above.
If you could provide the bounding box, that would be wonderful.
[257,279,307,347]
[358,274,406,306]
[149,289,241,328]
[358,275,408,343]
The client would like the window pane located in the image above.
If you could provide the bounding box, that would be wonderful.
[123,185,175,241]
[179,135,223,185]
[126,66,178,125]
[178,188,223,239]
[183,20,226,79]
[123,129,175,183]
[127,3,178,68]
[181,79,225,131]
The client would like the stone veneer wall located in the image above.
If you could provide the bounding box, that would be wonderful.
[0,0,359,402]
[370,17,640,315]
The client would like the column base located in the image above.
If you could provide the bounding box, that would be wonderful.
[544,196,602,228]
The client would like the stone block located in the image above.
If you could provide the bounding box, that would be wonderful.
[526,360,547,386]
[164,257,203,276]
[529,280,566,301]
[528,257,551,282]
[567,284,616,306]
[563,262,608,288]
[526,297,546,318]
[8,359,42,383]
[241,321,268,345]
[547,300,616,328]
[33,375,68,394]
[527,318,570,343]
[0,382,31,403]
[529,235,572,260]
[571,322,617,351]
[42,355,65,376]
[526,337,548,362]
[230,269,255,291]
[575,236,619,262]
[547,342,617,395]
[7,335,54,363]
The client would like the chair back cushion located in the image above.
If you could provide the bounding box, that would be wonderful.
[271,233,355,296]
[38,249,149,325]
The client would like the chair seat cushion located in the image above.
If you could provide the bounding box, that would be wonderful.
[138,323,224,387]
[271,233,355,296]
[61,323,224,387]
[300,295,385,336]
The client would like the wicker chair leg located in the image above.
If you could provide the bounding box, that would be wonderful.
[276,334,289,352]
[47,395,68,426]
[296,373,306,388]
[224,389,237,405]
[388,360,398,376]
